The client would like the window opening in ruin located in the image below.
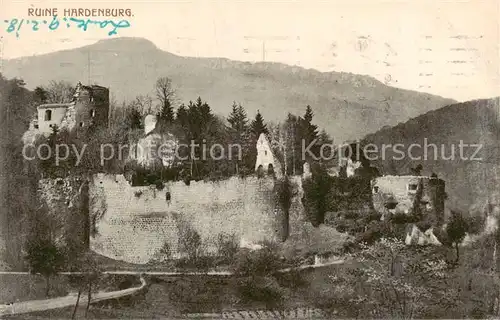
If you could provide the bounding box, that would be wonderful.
[265,150,268,156]
[408,183,418,191]
[257,164,264,178]
[90,109,95,117]
[79,122,84,127]
[268,163,274,175]
[45,109,52,121]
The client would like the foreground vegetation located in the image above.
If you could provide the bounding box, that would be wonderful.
[5,233,500,319]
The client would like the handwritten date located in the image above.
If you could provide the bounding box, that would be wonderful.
[4,15,131,38]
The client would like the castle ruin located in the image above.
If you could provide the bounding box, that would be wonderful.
[30,82,110,135]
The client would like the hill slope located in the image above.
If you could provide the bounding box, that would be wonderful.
[362,97,500,213]
[3,37,454,141]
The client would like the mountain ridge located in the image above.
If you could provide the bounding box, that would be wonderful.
[3,37,455,141]
[362,97,500,214]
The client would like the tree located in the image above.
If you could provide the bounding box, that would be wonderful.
[25,206,65,297]
[83,253,101,318]
[155,77,176,125]
[176,104,189,128]
[300,106,319,164]
[65,247,102,319]
[446,211,467,263]
[34,86,48,104]
[302,105,319,145]
[282,113,302,175]
[251,110,268,137]
[131,94,154,114]
[0,75,40,269]
[275,177,294,241]
[227,102,251,174]
[316,129,335,167]
[25,238,64,296]
[125,106,143,130]
[173,97,223,178]
[302,165,332,226]
[228,102,249,133]
[43,80,75,103]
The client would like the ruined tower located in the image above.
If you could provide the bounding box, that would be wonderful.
[73,82,110,130]
[32,82,110,136]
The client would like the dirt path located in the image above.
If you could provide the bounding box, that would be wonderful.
[0,275,146,316]
[0,260,344,277]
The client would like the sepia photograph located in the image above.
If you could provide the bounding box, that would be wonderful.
[0,0,499,318]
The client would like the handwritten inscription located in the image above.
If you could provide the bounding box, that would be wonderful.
[4,15,131,38]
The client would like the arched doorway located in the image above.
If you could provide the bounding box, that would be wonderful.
[267,163,275,175]
[257,164,264,178]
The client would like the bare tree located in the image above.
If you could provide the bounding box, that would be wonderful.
[131,94,154,114]
[43,80,75,103]
[155,77,176,106]
[155,77,176,123]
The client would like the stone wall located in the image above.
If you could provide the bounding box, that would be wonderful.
[37,177,89,253]
[372,175,446,223]
[59,104,76,131]
[89,174,283,264]
[36,105,69,134]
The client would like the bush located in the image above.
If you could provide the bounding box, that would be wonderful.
[355,220,395,245]
[216,233,239,264]
[330,217,364,235]
[466,215,486,235]
[415,219,433,232]
[334,222,348,233]
[363,212,382,223]
[232,245,283,277]
[178,225,201,260]
[174,256,217,271]
[155,179,165,190]
[302,166,333,226]
[390,213,420,224]
[25,236,65,297]
[233,276,286,308]
[149,242,172,263]
[343,211,360,220]
[274,269,308,290]
[446,211,467,262]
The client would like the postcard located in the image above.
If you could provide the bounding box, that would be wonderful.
[0,0,499,318]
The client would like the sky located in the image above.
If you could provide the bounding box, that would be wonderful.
[0,0,499,102]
